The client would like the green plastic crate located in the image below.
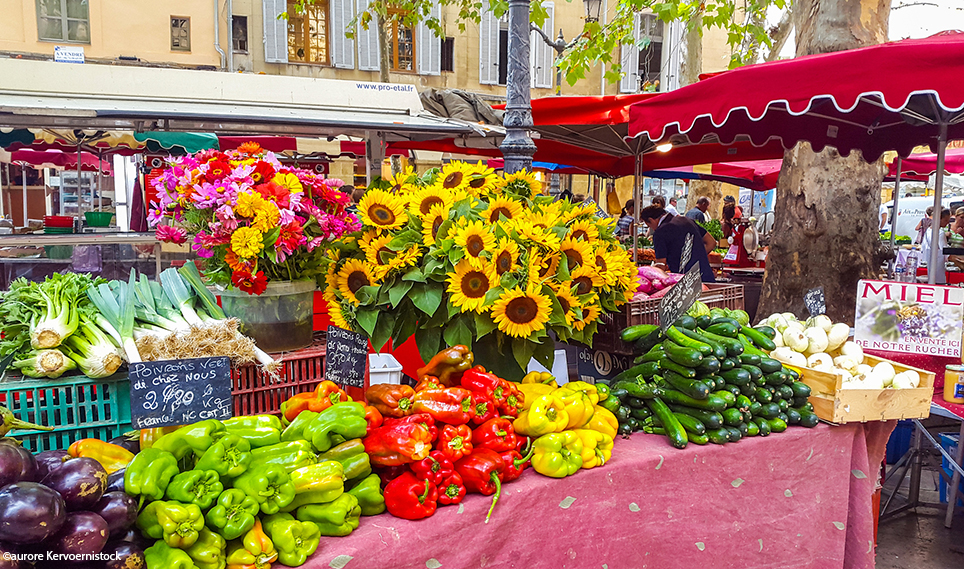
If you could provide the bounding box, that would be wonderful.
[0,373,132,452]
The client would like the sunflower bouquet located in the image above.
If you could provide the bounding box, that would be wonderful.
[149,142,360,294]
[323,161,638,379]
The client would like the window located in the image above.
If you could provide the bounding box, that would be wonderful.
[36,0,89,43]
[440,37,454,72]
[171,17,191,51]
[232,16,248,52]
[387,10,415,72]
[498,18,509,85]
[637,14,663,90]
[287,0,329,64]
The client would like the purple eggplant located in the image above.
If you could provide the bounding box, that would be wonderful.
[105,469,126,493]
[41,457,106,512]
[107,434,139,455]
[90,492,137,536]
[0,482,66,543]
[49,512,108,556]
[0,442,37,486]
[107,528,150,550]
[34,450,72,480]
[102,541,145,569]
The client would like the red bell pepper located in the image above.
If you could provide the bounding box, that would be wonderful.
[364,405,384,429]
[384,413,438,443]
[469,392,498,427]
[364,384,416,418]
[437,424,473,462]
[409,451,453,486]
[280,381,350,421]
[460,367,506,403]
[498,380,524,418]
[363,420,433,466]
[384,472,438,520]
[454,449,506,522]
[414,376,443,392]
[515,435,531,454]
[473,418,518,452]
[499,446,535,483]
[437,472,466,506]
[411,388,475,425]
[416,346,474,387]
[375,464,409,487]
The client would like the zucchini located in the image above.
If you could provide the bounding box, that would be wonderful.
[679,328,727,360]
[798,410,819,428]
[764,372,787,386]
[720,368,751,386]
[722,384,742,398]
[633,329,663,355]
[758,357,783,374]
[620,324,660,343]
[752,416,771,436]
[698,329,745,357]
[777,399,790,412]
[645,398,688,449]
[725,427,742,442]
[767,417,788,433]
[625,396,648,409]
[658,389,728,412]
[600,395,622,414]
[611,380,660,400]
[719,357,737,371]
[636,346,666,363]
[735,395,753,412]
[777,412,789,423]
[688,433,710,445]
[722,408,744,427]
[710,316,743,328]
[742,325,777,351]
[739,354,762,366]
[658,358,697,379]
[661,340,704,368]
[674,315,697,330]
[695,357,721,375]
[742,410,754,423]
[786,368,800,381]
[615,406,632,422]
[746,420,760,437]
[776,385,794,401]
[785,408,802,425]
[626,417,640,432]
[754,325,777,340]
[740,382,757,397]
[748,402,763,417]
[668,405,724,430]
[706,322,740,338]
[703,375,725,389]
[741,364,763,382]
[761,402,781,419]
[754,387,773,404]
[710,390,737,407]
[790,381,812,399]
[673,412,706,436]
[737,334,768,357]
[705,428,730,444]
[617,423,633,437]
[630,407,652,421]
[613,361,659,382]
[736,422,749,437]
[666,326,713,356]
[792,397,810,409]
[662,370,711,400]
[695,315,713,329]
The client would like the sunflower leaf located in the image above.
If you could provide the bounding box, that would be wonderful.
[355,286,379,306]
[391,305,417,347]
[511,338,536,372]
[371,311,395,352]
[499,273,519,290]
[355,309,378,337]
[556,255,572,281]
[402,268,426,283]
[532,340,555,369]
[474,312,498,339]
[388,229,420,251]
[410,283,443,315]
[443,316,473,350]
[484,286,504,305]
[415,326,442,363]
[389,281,414,308]
[547,294,566,326]
[447,299,461,319]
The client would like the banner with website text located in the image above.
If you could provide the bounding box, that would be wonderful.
[854,280,963,358]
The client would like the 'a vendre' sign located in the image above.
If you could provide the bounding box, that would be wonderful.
[854,280,963,358]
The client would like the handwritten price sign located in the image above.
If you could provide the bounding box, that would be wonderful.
[325,326,368,388]
[128,356,232,429]
[658,264,704,333]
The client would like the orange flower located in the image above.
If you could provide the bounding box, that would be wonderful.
[237,141,263,155]
[225,248,256,272]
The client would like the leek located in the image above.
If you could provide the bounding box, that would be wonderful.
[13,349,77,378]
[160,268,203,326]
[87,271,141,363]
[179,261,226,319]
[61,315,123,378]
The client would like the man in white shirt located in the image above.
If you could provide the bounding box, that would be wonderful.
[666,197,679,216]
[879,203,892,234]
[921,207,950,284]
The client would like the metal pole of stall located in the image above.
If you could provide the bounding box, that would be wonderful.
[97,148,104,211]
[499,0,537,174]
[632,153,644,265]
[76,144,83,214]
[927,122,948,285]
[20,165,27,227]
[889,158,902,279]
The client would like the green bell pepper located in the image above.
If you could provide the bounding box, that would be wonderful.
[261,513,320,567]
[125,447,180,505]
[204,488,260,540]
[224,415,282,448]
[165,470,223,510]
[135,500,165,540]
[194,433,252,478]
[145,540,198,569]
[279,488,344,513]
[294,493,361,537]
[233,463,296,515]
[303,402,368,452]
[531,431,584,478]
[184,527,225,569]
[280,410,319,442]
[318,439,372,482]
[249,441,317,473]
[157,501,205,549]
[347,473,386,516]
[152,420,226,459]
[289,460,344,494]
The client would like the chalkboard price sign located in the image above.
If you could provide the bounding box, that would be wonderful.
[128,356,232,429]
[658,264,704,333]
[681,233,694,272]
[325,326,368,388]
[804,286,826,317]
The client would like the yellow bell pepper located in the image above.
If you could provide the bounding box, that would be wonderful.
[583,405,618,439]
[512,394,569,437]
[531,431,584,478]
[518,383,556,410]
[572,429,614,469]
[565,381,600,405]
[551,387,594,429]
[522,371,558,388]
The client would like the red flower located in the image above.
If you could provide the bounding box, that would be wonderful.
[254,181,290,209]
[275,221,304,254]
[154,225,187,244]
[250,161,276,185]
[205,160,232,183]
[231,269,268,295]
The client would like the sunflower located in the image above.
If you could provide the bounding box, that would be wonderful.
[502,170,543,197]
[491,285,552,338]
[491,238,521,276]
[466,163,499,195]
[453,220,495,267]
[525,211,559,231]
[409,186,452,216]
[534,252,561,282]
[570,264,604,296]
[483,196,524,224]
[437,162,475,193]
[593,246,621,287]
[560,238,594,271]
[420,203,450,247]
[552,284,582,327]
[568,219,600,242]
[336,259,378,305]
[358,189,409,230]
[328,299,351,329]
[387,166,418,192]
[323,251,342,302]
[361,231,396,276]
[447,259,497,313]
[391,245,423,274]
[572,298,602,332]
[509,219,562,250]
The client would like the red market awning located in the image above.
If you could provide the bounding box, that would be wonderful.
[627,31,964,162]
[889,148,964,177]
[1,149,111,174]
[645,159,783,191]
[218,136,298,153]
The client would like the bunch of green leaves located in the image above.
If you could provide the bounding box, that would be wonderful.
[698,218,724,241]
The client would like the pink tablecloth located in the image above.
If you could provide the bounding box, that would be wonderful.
[305,423,892,569]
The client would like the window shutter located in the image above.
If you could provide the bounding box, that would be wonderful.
[478,11,499,85]
[663,19,682,91]
[619,13,641,93]
[330,0,356,69]
[530,2,554,89]
[356,0,380,71]
[417,3,441,75]
[262,0,288,63]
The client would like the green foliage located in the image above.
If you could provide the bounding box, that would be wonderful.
[698,219,724,241]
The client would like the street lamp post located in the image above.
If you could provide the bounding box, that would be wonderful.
[499,0,538,174]
[530,27,577,96]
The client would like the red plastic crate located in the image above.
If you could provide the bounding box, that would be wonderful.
[231,332,328,416]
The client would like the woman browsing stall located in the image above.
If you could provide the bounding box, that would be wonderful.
[638,205,717,283]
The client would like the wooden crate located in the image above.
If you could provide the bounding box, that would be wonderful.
[797,355,934,424]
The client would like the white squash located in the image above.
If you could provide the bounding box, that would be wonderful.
[771,330,784,348]
[856,364,873,378]
[772,347,807,368]
[839,341,864,364]
[784,320,805,334]
[783,328,809,353]
[803,328,829,355]
[826,323,851,352]
[807,352,834,370]
[833,355,859,373]
[807,314,834,333]
[767,314,790,333]
[891,370,921,389]
[869,362,896,387]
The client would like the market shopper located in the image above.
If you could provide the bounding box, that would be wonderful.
[920,207,951,284]
[879,202,892,234]
[617,199,635,237]
[721,196,743,239]
[685,197,711,223]
[914,206,933,245]
[952,207,964,237]
[639,205,716,282]
[666,197,679,216]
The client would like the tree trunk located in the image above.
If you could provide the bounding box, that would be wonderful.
[758,0,891,323]
[679,13,703,87]
[377,13,391,83]
[687,180,723,220]
[766,9,794,62]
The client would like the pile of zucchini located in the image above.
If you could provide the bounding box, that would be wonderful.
[597,314,818,449]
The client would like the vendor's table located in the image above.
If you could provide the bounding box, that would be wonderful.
[308,423,890,569]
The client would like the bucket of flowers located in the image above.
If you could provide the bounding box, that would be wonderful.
[150,142,359,351]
